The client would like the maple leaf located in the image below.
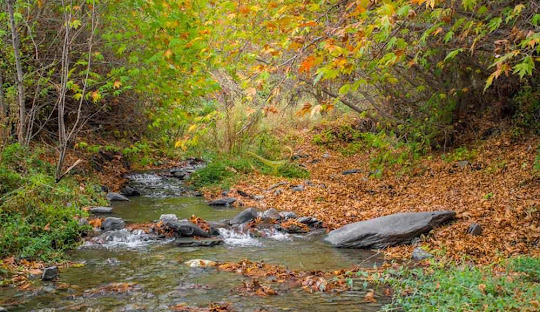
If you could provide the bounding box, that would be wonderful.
[299,56,316,73]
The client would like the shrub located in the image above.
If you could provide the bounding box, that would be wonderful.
[0,144,105,261]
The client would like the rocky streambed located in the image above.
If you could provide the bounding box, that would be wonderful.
[1,163,456,311]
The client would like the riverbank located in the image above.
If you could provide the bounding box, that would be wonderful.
[210,130,539,265]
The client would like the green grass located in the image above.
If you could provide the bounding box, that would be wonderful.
[381,257,539,311]
[189,154,309,189]
[0,143,106,263]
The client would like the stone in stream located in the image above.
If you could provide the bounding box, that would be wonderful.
[261,208,281,221]
[175,238,224,247]
[297,216,323,228]
[120,185,140,196]
[230,208,259,225]
[106,192,129,202]
[159,214,178,223]
[279,211,297,220]
[324,211,456,249]
[89,206,113,214]
[208,197,237,206]
[41,266,58,281]
[102,217,125,231]
[412,248,433,261]
[163,220,210,238]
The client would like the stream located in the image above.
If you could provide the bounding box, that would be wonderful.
[1,171,386,311]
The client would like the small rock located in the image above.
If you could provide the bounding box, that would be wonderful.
[279,211,297,220]
[273,188,283,196]
[457,160,470,169]
[221,190,229,196]
[176,238,224,247]
[106,192,129,202]
[291,185,304,192]
[102,217,125,231]
[41,266,58,281]
[342,169,362,175]
[322,153,330,159]
[253,195,265,201]
[412,248,433,261]
[163,220,210,238]
[230,208,259,225]
[466,223,483,236]
[261,208,281,221]
[304,180,314,186]
[0,307,7,311]
[89,206,113,214]
[208,197,237,206]
[120,186,140,196]
[101,185,109,193]
[106,258,120,265]
[159,214,178,222]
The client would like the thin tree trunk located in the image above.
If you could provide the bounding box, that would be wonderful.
[7,0,26,146]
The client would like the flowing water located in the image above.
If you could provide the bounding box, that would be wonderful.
[0,172,386,311]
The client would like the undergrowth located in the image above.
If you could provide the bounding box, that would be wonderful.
[190,154,309,189]
[381,257,540,311]
[0,144,105,263]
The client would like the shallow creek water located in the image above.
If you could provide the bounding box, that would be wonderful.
[1,172,386,311]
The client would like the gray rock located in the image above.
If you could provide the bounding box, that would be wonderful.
[291,185,304,192]
[106,192,129,202]
[297,216,323,228]
[342,169,362,175]
[457,160,470,168]
[230,208,259,225]
[159,214,178,222]
[324,211,456,249]
[273,188,283,196]
[412,248,433,261]
[120,186,140,196]
[0,307,7,311]
[322,153,330,159]
[175,238,224,247]
[99,229,133,242]
[279,211,297,220]
[466,223,482,236]
[163,220,210,238]
[41,266,58,281]
[78,218,89,226]
[89,206,113,214]
[253,195,265,201]
[208,197,237,206]
[102,217,125,231]
[261,208,281,221]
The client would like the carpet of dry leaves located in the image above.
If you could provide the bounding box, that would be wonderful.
[213,133,539,265]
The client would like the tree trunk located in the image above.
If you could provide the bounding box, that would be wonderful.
[7,0,26,146]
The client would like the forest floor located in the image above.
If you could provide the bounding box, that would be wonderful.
[208,131,539,265]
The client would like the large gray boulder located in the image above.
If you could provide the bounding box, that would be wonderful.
[230,208,258,225]
[163,220,210,238]
[324,211,455,249]
[102,217,125,231]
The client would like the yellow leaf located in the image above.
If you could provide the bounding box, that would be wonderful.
[90,91,101,102]
[113,80,122,89]
[164,49,173,59]
[188,124,197,133]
